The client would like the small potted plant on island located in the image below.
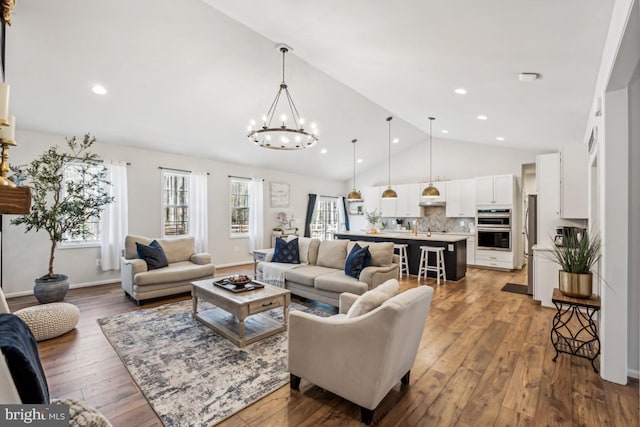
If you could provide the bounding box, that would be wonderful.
[548,229,601,298]
[364,209,382,234]
[11,134,113,303]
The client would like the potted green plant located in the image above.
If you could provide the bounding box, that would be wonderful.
[364,209,382,234]
[548,230,601,298]
[11,134,113,303]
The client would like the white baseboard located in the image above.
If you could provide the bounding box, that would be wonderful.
[628,368,640,379]
[4,279,119,299]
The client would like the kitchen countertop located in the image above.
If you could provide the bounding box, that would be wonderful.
[377,229,475,237]
[336,230,468,243]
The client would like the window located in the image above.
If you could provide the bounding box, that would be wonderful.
[230,178,250,236]
[162,171,189,236]
[311,197,339,240]
[61,162,103,245]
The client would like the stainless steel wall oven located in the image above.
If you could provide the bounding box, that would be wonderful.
[477,209,512,251]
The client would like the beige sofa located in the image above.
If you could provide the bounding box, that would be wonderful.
[257,238,399,306]
[121,235,216,304]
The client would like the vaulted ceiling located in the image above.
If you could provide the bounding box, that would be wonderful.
[7,0,613,180]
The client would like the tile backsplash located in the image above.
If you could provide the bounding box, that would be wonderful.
[381,206,475,233]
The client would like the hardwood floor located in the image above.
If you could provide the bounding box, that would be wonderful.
[7,265,639,426]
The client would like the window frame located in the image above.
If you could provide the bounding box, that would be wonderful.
[161,170,190,238]
[311,196,340,241]
[229,177,250,238]
[59,161,103,249]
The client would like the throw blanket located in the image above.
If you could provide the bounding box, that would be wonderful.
[0,313,50,404]
[261,262,302,288]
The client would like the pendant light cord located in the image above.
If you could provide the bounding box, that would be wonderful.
[387,116,392,187]
[352,139,356,189]
[428,117,435,184]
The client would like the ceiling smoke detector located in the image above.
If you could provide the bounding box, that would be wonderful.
[518,73,540,82]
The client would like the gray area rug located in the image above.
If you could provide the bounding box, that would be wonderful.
[98,300,329,426]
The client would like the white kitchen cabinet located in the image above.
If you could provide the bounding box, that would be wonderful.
[446,179,476,217]
[533,246,558,308]
[361,187,380,215]
[419,181,446,203]
[467,236,476,265]
[561,144,588,219]
[378,187,397,217]
[395,183,421,217]
[475,249,514,269]
[476,175,514,206]
[536,153,561,240]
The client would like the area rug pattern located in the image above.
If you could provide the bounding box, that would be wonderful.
[98,300,329,426]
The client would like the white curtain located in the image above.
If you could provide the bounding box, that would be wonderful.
[248,179,264,252]
[101,161,128,271]
[338,196,347,231]
[190,172,208,253]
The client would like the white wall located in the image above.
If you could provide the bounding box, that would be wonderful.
[351,136,541,189]
[585,0,638,383]
[627,60,640,377]
[2,130,344,296]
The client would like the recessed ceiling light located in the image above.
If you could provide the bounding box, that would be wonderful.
[454,88,467,95]
[357,158,363,163]
[91,84,107,95]
[477,115,488,121]
[518,73,540,82]
[496,136,505,141]
[393,138,399,144]
[441,130,449,134]
[320,148,328,154]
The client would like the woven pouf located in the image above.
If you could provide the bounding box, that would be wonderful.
[14,302,80,341]
[52,398,112,427]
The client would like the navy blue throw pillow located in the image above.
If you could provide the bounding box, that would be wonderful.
[136,240,169,270]
[272,237,300,264]
[345,243,372,279]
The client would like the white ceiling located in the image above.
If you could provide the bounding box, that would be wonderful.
[7,0,613,181]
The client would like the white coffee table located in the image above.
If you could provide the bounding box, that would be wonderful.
[191,278,291,347]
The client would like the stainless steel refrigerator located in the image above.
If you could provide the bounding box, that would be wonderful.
[526,194,537,295]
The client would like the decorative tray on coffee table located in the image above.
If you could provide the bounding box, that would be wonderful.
[213,276,264,293]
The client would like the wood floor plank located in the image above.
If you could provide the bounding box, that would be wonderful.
[5,264,637,427]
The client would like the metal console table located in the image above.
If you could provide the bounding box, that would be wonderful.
[551,288,601,372]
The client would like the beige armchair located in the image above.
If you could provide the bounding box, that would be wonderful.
[288,286,434,424]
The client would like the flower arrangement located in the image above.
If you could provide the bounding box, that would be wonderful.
[364,209,382,233]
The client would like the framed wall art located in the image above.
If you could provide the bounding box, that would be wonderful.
[270,182,290,208]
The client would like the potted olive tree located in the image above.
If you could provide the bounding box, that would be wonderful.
[549,230,601,298]
[11,134,113,303]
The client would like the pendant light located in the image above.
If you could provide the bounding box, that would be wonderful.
[381,116,397,199]
[347,139,362,201]
[422,116,440,197]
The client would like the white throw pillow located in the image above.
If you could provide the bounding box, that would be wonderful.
[346,289,390,318]
[375,279,399,298]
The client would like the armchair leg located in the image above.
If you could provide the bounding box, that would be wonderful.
[401,370,410,385]
[290,374,301,390]
[360,407,374,425]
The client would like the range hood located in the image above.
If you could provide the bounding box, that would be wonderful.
[419,200,446,207]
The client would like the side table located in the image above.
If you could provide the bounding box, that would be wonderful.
[550,288,601,372]
[252,248,273,277]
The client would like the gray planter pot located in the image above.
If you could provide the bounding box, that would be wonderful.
[34,274,69,304]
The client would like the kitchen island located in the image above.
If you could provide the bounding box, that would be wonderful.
[334,231,467,280]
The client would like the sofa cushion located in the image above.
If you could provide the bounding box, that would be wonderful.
[375,279,400,297]
[125,235,153,259]
[314,271,369,295]
[296,237,316,264]
[134,261,215,286]
[284,265,337,287]
[136,240,169,270]
[346,288,391,318]
[272,237,300,264]
[347,241,394,267]
[316,239,349,269]
[157,237,196,264]
[344,244,372,279]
